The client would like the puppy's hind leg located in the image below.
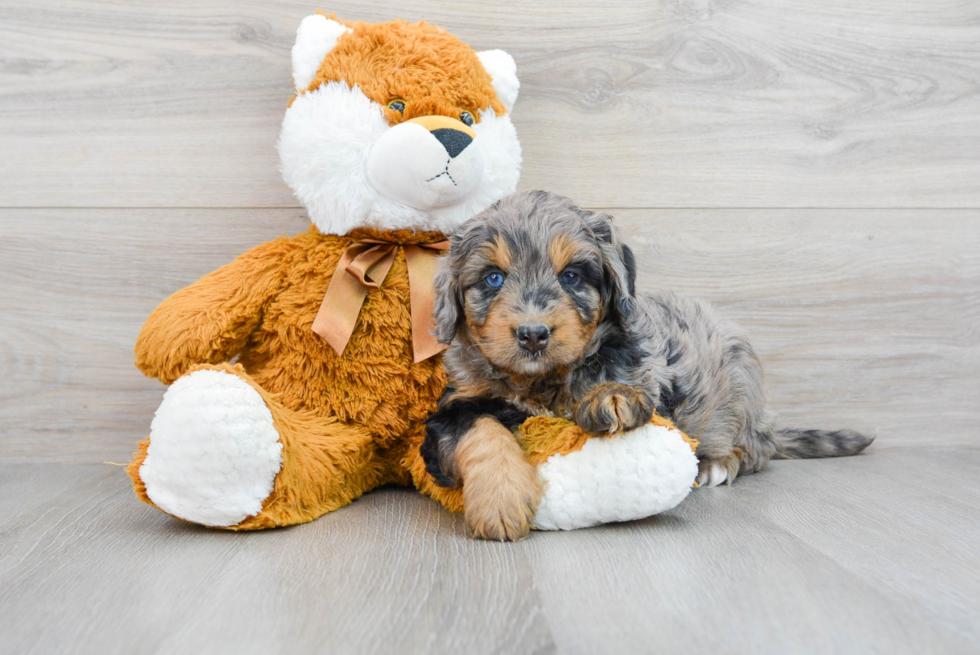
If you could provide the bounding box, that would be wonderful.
[696,451,743,488]
[695,420,777,488]
[690,330,778,487]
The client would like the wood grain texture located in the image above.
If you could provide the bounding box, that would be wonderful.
[0,454,977,654]
[626,209,980,447]
[526,449,980,654]
[1,208,976,462]
[0,465,555,655]
[2,0,980,208]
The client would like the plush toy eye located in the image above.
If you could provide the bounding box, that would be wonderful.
[387,99,406,113]
[485,271,505,288]
[460,111,475,126]
[561,270,581,286]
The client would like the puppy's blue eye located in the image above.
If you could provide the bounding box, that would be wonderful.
[561,270,581,285]
[485,272,505,288]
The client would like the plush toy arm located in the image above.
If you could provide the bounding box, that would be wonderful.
[135,239,290,384]
[520,415,700,530]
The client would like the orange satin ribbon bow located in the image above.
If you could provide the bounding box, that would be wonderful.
[312,238,450,363]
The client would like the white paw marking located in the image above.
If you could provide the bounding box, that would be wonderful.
[697,462,729,488]
[140,369,283,527]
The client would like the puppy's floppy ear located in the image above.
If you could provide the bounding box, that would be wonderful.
[433,245,465,345]
[434,212,501,344]
[578,209,637,321]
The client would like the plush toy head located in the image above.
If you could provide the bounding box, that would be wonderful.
[279,13,522,236]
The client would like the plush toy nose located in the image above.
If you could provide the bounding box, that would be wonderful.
[407,115,476,159]
[431,129,472,158]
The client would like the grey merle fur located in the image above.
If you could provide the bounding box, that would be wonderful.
[427,190,874,485]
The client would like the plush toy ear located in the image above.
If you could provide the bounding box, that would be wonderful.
[477,49,520,112]
[292,15,352,93]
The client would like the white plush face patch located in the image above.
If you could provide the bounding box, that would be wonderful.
[278,82,522,235]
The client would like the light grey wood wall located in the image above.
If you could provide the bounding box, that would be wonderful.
[1,1,978,462]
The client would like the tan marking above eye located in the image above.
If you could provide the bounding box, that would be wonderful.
[489,235,513,271]
[461,238,512,288]
[548,233,584,273]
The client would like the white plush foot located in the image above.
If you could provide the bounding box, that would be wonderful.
[140,369,283,527]
[532,423,699,531]
[696,461,730,488]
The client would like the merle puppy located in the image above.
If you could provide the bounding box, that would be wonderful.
[423,190,873,540]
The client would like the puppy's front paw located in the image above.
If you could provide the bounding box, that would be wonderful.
[463,473,541,541]
[575,382,655,435]
[457,417,543,541]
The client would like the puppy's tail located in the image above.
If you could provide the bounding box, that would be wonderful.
[772,428,875,460]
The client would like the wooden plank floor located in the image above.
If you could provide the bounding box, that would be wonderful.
[1,451,978,655]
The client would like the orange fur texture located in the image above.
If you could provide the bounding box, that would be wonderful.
[128,227,465,527]
[521,414,699,467]
[129,15,505,528]
[307,14,506,122]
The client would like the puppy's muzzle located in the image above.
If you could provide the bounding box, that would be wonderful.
[517,323,550,353]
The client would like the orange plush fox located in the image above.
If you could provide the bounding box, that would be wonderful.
[128,13,699,537]
[127,13,522,529]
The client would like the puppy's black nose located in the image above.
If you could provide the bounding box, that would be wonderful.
[431,128,473,158]
[517,323,550,353]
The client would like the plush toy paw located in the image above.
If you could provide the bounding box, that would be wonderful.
[520,415,699,531]
[574,382,655,435]
[139,369,283,527]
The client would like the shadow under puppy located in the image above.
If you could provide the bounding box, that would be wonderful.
[423,190,874,541]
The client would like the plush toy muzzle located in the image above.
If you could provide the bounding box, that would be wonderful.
[366,115,485,211]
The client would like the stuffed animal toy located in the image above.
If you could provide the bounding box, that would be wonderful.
[127,12,698,535]
[521,415,698,530]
